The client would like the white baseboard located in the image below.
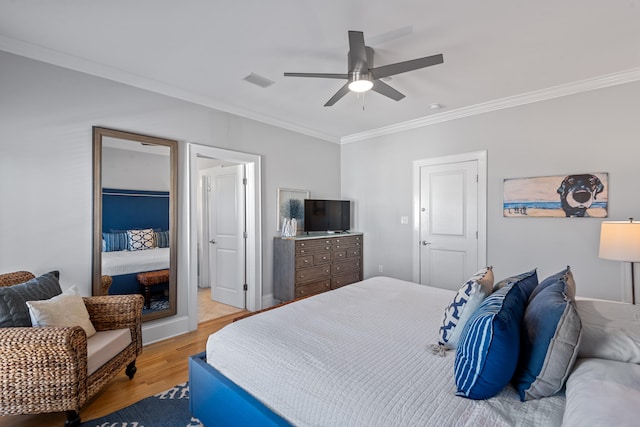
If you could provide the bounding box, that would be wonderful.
[141,315,190,345]
[261,293,279,310]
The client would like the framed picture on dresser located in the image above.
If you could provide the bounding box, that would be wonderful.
[277,188,309,231]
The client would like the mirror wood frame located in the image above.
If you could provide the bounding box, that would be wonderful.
[92,126,178,322]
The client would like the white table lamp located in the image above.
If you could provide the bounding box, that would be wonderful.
[599,218,640,304]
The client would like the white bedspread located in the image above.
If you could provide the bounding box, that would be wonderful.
[206,276,565,426]
[101,247,169,276]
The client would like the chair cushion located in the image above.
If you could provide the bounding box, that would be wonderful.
[27,292,97,337]
[0,271,62,327]
[455,269,538,400]
[87,328,132,376]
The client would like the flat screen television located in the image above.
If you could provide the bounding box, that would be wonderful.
[304,199,350,233]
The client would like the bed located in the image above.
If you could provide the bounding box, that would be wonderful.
[195,273,623,426]
[101,188,170,296]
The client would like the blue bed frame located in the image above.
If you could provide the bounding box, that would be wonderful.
[189,352,291,426]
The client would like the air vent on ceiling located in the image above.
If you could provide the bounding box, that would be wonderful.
[242,72,275,88]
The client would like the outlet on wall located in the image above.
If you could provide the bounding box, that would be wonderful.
[378,265,383,273]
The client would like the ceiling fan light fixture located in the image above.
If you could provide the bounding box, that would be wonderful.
[348,70,373,92]
[348,78,373,93]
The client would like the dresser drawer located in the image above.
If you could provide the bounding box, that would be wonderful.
[314,252,331,265]
[295,255,314,269]
[331,272,361,289]
[295,279,331,298]
[346,247,361,258]
[331,259,361,275]
[295,265,331,283]
[294,251,331,268]
[333,235,362,249]
[332,249,347,261]
[295,240,332,255]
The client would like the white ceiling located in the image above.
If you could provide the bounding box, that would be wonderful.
[1,1,640,143]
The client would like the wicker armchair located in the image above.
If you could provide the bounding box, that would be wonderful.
[0,271,144,426]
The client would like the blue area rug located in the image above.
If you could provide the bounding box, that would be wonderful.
[81,382,202,427]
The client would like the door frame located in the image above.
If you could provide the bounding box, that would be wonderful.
[412,150,487,283]
[188,143,262,330]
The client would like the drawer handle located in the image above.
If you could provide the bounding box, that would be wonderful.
[325,246,330,250]
[301,243,305,246]
[336,267,340,271]
[322,256,327,260]
[325,283,330,288]
[304,259,309,263]
[301,250,305,253]
[300,274,305,278]
[300,290,305,294]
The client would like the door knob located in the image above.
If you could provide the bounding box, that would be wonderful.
[421,241,431,245]
[209,240,216,244]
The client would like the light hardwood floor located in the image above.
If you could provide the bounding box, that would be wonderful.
[0,311,246,427]
[198,287,244,323]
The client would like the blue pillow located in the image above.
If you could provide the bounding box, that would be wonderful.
[514,267,582,401]
[155,230,170,248]
[455,269,538,400]
[0,271,62,327]
[528,266,570,301]
[103,231,128,252]
[438,266,494,349]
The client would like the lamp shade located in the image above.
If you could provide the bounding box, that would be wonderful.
[599,220,640,262]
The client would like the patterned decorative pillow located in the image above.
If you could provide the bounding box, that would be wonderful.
[155,230,170,248]
[514,267,582,401]
[0,271,62,327]
[127,229,156,251]
[103,231,128,252]
[438,266,494,349]
[454,269,538,400]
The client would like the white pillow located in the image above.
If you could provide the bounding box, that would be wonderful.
[27,293,97,337]
[563,358,640,426]
[576,298,640,364]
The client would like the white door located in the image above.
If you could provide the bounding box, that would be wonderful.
[419,160,479,290]
[204,165,245,308]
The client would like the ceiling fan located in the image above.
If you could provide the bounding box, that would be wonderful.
[284,30,444,107]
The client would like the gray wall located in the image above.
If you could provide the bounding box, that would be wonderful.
[341,81,640,301]
[0,52,341,340]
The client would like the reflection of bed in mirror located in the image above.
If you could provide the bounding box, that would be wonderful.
[101,188,170,313]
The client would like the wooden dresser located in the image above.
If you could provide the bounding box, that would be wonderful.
[273,233,363,301]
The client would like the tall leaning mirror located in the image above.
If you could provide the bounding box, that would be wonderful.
[92,127,178,321]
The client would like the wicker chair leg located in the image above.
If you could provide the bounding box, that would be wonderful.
[126,360,137,379]
[65,410,80,427]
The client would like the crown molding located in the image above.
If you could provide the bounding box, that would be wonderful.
[0,35,340,144]
[340,67,640,144]
[3,35,639,146]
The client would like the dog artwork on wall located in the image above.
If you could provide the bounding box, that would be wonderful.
[503,172,608,218]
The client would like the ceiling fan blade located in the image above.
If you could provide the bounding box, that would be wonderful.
[371,53,443,79]
[371,80,405,101]
[284,72,349,79]
[324,83,351,107]
[348,31,369,71]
